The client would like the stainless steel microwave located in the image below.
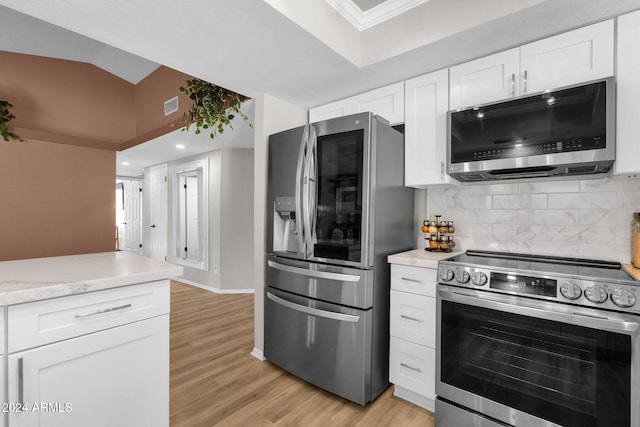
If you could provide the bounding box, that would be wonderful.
[447,78,615,181]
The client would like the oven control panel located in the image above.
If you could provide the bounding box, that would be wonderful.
[438,264,640,313]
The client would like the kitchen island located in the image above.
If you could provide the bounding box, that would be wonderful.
[0,251,182,427]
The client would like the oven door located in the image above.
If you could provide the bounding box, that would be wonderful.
[436,285,640,427]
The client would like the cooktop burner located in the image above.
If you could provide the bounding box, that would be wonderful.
[447,250,636,281]
[438,250,640,314]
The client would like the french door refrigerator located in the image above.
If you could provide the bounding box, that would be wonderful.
[264,112,414,405]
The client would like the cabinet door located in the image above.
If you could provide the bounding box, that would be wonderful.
[449,48,520,110]
[389,337,435,400]
[7,316,169,427]
[404,69,456,186]
[351,82,404,125]
[309,82,404,125]
[390,290,436,347]
[520,19,614,94]
[308,102,353,123]
[615,10,640,176]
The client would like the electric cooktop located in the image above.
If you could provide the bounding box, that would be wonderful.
[438,250,640,314]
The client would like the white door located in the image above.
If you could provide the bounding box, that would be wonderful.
[149,164,168,262]
[123,180,142,255]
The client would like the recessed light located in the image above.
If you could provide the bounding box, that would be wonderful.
[121,161,130,166]
[176,144,185,149]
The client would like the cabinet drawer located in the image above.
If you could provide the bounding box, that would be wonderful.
[390,290,435,347]
[391,264,436,296]
[8,280,170,353]
[389,337,435,399]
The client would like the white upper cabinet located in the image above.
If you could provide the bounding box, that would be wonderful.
[404,69,456,187]
[309,82,404,125]
[449,49,520,111]
[615,10,640,177]
[520,19,614,94]
[449,19,614,110]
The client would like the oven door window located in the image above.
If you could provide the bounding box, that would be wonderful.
[440,301,631,427]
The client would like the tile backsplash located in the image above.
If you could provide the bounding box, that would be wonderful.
[417,176,640,262]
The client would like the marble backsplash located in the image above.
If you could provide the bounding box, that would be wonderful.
[416,176,640,262]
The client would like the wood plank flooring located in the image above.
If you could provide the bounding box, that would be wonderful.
[170,280,435,427]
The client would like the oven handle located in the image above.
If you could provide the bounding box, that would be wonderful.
[438,288,640,334]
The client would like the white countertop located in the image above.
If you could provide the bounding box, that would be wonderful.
[0,251,183,305]
[387,248,462,269]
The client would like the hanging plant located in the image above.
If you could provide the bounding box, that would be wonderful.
[179,79,251,139]
[0,100,22,142]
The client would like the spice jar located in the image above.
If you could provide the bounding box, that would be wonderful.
[438,221,448,233]
[447,220,455,233]
[439,235,449,250]
[428,221,438,233]
[632,212,640,268]
[448,235,456,249]
[421,220,429,233]
[429,235,439,249]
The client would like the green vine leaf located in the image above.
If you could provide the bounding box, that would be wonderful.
[0,100,22,142]
[180,79,251,140]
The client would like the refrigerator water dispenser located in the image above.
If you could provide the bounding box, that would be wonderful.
[273,196,298,252]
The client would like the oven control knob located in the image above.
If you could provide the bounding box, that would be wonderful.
[611,289,637,308]
[455,269,470,284]
[560,281,582,300]
[584,285,608,304]
[439,267,454,282]
[471,272,488,286]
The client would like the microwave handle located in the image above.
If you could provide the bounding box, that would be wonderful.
[438,287,639,335]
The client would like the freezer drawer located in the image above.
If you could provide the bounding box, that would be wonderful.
[266,255,373,308]
[264,287,374,405]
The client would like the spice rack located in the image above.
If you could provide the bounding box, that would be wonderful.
[422,214,455,253]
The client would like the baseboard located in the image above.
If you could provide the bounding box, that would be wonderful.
[174,277,255,294]
[393,385,435,412]
[251,347,265,361]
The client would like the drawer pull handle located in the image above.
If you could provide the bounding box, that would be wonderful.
[401,362,422,373]
[75,303,132,319]
[400,314,423,322]
[401,277,424,284]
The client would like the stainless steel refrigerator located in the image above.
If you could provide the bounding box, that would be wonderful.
[264,112,414,405]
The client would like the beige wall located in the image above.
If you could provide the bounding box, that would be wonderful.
[1,51,136,147]
[0,140,115,260]
[0,51,197,261]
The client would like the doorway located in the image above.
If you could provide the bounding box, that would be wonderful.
[116,178,143,254]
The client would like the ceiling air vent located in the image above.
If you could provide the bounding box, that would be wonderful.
[164,96,179,116]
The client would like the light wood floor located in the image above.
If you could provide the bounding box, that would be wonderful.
[170,280,435,427]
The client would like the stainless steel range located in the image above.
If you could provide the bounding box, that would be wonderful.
[435,250,640,427]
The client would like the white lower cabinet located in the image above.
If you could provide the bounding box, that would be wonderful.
[5,281,170,427]
[389,264,437,411]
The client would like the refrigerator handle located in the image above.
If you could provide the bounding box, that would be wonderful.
[295,124,309,255]
[302,125,317,258]
[267,292,360,323]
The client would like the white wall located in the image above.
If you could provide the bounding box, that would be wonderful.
[252,94,308,359]
[156,148,254,293]
[419,176,640,262]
